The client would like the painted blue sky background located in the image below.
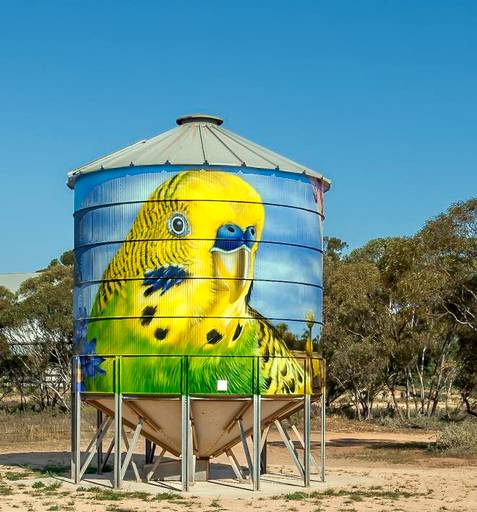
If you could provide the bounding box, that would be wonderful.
[0,1,476,272]
[74,167,323,335]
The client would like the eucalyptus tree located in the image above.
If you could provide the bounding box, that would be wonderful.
[0,253,74,411]
[416,199,477,416]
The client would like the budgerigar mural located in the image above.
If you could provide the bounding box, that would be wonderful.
[73,166,324,395]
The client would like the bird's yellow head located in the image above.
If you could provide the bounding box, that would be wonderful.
[125,170,265,311]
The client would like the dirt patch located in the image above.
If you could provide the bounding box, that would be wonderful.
[0,424,476,511]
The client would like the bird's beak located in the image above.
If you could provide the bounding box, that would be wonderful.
[211,247,251,303]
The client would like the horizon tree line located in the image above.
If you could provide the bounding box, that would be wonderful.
[0,198,475,419]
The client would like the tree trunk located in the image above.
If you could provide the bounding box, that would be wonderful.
[445,376,454,417]
[416,349,427,415]
[408,368,419,414]
[353,388,362,420]
[389,384,404,421]
[463,394,477,417]
[405,376,410,420]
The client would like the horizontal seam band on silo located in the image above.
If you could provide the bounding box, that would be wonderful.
[73,239,325,254]
[73,198,326,220]
[79,315,324,325]
[74,277,324,290]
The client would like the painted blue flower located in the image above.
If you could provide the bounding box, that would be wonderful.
[80,338,106,378]
[72,307,107,391]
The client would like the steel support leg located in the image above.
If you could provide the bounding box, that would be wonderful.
[291,424,320,474]
[121,421,143,481]
[102,437,114,472]
[252,394,261,491]
[71,356,81,484]
[275,419,304,478]
[189,413,194,485]
[260,424,270,453]
[146,447,166,481]
[146,439,157,465]
[79,417,112,480]
[226,448,245,481]
[304,393,311,487]
[113,391,122,489]
[181,394,190,492]
[145,439,152,465]
[260,439,267,475]
[96,410,103,474]
[320,388,326,482]
[238,418,253,479]
[260,424,270,475]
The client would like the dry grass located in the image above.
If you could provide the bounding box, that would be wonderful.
[324,413,447,434]
[0,407,96,443]
[0,407,464,445]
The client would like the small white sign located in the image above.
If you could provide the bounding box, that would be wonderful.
[217,380,228,391]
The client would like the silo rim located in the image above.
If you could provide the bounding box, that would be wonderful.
[67,163,331,191]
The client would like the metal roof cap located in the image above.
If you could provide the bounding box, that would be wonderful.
[176,113,223,126]
[67,114,331,190]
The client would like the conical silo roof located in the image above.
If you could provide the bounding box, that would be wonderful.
[67,114,331,189]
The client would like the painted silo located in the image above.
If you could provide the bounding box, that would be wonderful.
[69,114,330,487]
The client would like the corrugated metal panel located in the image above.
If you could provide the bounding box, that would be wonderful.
[67,114,331,189]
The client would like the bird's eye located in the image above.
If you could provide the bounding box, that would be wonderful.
[167,213,189,237]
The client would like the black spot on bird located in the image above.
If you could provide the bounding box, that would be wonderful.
[206,329,223,344]
[140,305,157,326]
[280,364,288,377]
[154,328,168,341]
[288,378,296,393]
[232,323,243,341]
[297,372,303,383]
[263,376,273,389]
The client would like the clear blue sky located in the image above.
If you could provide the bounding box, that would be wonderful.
[0,1,476,272]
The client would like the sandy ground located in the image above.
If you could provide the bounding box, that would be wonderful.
[0,428,476,511]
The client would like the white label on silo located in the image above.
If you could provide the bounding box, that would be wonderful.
[217,380,228,391]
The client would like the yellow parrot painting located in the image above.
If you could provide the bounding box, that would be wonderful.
[82,170,309,395]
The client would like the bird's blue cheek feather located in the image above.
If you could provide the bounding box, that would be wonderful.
[143,266,189,296]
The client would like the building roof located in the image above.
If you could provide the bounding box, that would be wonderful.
[67,114,331,190]
[0,273,39,293]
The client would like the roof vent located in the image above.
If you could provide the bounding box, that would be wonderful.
[176,113,224,126]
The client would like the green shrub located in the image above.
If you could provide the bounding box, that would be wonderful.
[433,419,477,455]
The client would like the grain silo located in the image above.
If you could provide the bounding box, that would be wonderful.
[68,114,330,491]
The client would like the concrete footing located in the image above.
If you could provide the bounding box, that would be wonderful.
[144,457,210,482]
